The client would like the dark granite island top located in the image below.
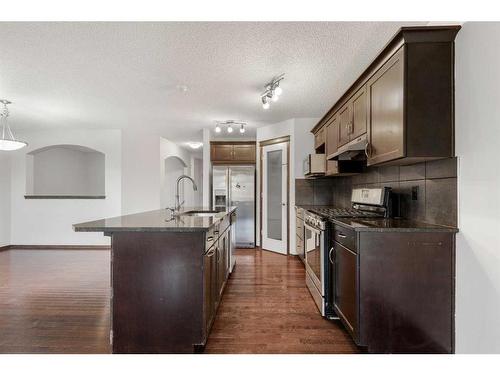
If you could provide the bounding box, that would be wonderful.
[73,206,237,354]
[73,206,237,234]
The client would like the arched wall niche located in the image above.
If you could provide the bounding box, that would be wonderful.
[26,144,105,197]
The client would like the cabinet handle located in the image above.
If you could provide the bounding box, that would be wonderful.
[337,233,347,239]
[205,247,216,257]
[206,236,214,242]
[329,246,335,264]
[364,142,372,158]
[214,230,219,235]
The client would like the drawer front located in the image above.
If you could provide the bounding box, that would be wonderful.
[333,225,356,252]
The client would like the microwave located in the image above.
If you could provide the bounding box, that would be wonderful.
[303,154,325,177]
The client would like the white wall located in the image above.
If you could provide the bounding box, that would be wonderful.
[202,128,211,207]
[192,156,203,207]
[29,146,104,196]
[256,118,317,254]
[10,129,122,246]
[4,128,200,246]
[121,130,160,215]
[0,153,11,246]
[455,22,500,353]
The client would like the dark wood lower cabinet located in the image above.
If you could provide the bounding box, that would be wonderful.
[331,225,455,353]
[203,245,217,340]
[111,219,233,353]
[333,243,358,343]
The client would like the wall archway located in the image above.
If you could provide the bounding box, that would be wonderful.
[161,155,188,208]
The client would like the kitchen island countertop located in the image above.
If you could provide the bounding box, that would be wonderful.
[73,206,237,233]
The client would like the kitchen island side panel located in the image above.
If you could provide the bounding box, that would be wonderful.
[111,231,205,353]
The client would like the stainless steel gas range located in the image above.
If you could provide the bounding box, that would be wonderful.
[303,187,391,318]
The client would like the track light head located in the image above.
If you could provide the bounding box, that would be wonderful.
[260,74,284,110]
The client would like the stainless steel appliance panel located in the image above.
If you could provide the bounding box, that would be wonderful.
[212,165,255,248]
[229,166,255,248]
[295,207,305,262]
[304,222,324,293]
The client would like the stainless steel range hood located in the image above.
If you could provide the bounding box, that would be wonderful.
[330,133,368,160]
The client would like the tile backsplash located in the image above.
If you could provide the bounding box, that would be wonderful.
[295,157,457,227]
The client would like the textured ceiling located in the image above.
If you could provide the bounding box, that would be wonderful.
[0,22,424,145]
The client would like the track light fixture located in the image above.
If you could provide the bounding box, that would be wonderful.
[214,120,247,135]
[260,74,284,110]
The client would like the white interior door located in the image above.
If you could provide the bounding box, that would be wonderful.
[262,142,288,254]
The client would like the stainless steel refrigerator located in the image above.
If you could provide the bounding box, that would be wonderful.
[212,165,255,248]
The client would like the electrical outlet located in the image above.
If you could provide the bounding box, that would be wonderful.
[411,186,419,201]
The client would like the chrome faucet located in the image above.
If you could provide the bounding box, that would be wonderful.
[175,174,198,212]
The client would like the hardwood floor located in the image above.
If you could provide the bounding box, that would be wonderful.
[0,249,111,354]
[0,248,359,354]
[205,248,360,353]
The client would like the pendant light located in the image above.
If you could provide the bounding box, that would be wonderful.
[0,100,27,151]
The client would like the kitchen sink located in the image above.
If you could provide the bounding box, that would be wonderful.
[180,210,219,217]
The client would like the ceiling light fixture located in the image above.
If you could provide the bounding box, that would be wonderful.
[262,96,270,110]
[0,100,28,151]
[260,74,284,110]
[187,142,203,149]
[214,120,247,135]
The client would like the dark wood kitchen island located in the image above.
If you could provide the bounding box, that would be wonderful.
[74,207,236,354]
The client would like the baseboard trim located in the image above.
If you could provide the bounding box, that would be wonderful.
[0,245,10,252]
[5,245,111,250]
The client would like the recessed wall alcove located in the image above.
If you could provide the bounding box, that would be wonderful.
[25,144,105,199]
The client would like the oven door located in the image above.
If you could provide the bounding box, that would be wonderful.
[304,222,324,295]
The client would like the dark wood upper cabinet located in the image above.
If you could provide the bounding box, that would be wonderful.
[338,104,352,147]
[211,144,233,162]
[366,47,405,166]
[211,142,256,164]
[326,115,339,159]
[314,126,326,150]
[233,144,256,162]
[311,26,460,167]
[351,85,367,140]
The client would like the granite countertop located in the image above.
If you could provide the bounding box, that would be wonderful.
[296,205,458,233]
[73,206,237,233]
